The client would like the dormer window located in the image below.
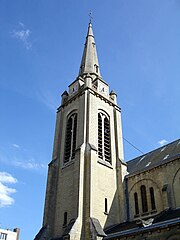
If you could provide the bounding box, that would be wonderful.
[80,64,84,73]
[64,113,77,164]
[94,64,99,73]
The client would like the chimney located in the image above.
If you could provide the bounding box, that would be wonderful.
[13,228,20,240]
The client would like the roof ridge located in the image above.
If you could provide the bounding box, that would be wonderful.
[127,138,180,163]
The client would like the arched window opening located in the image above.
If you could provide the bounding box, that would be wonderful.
[104,198,108,214]
[141,185,148,213]
[64,113,77,163]
[150,187,156,210]
[95,64,99,73]
[72,114,77,159]
[98,112,111,162]
[104,117,111,162]
[134,192,139,215]
[98,113,103,159]
[63,212,67,226]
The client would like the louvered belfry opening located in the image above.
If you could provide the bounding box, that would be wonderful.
[98,112,111,162]
[64,113,77,163]
[104,116,111,162]
[98,113,103,159]
[72,114,77,159]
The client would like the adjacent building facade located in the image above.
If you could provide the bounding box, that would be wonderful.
[0,228,20,240]
[34,22,180,240]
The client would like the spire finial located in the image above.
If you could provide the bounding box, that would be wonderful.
[89,11,93,23]
[79,18,101,77]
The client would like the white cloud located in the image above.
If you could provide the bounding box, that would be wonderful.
[0,172,18,184]
[158,139,168,147]
[0,172,17,208]
[12,143,20,149]
[19,21,25,28]
[37,89,57,112]
[0,145,47,172]
[13,29,30,41]
[11,22,32,50]
[14,159,46,170]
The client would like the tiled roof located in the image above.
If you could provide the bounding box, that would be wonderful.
[127,139,180,176]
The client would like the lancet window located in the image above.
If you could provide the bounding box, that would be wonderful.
[98,112,111,162]
[133,185,157,217]
[64,113,77,163]
[150,187,156,210]
[134,192,139,215]
[141,185,148,213]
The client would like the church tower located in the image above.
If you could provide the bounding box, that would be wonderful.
[37,21,127,240]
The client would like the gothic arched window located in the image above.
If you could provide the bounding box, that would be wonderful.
[134,192,139,215]
[150,187,156,210]
[98,112,111,162]
[64,113,77,163]
[140,185,148,213]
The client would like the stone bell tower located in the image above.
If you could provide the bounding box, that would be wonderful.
[35,21,127,240]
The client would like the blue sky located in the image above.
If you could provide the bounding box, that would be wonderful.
[0,0,180,239]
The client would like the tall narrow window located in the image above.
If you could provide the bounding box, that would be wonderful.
[64,113,77,163]
[134,192,139,215]
[150,187,156,210]
[0,233,7,240]
[104,198,108,214]
[98,112,111,162]
[63,212,67,226]
[94,64,99,73]
[141,185,148,213]
[98,113,103,159]
[104,117,111,162]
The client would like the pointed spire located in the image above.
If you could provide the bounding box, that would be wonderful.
[79,22,101,77]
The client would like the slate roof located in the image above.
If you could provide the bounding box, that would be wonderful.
[62,218,76,236]
[34,226,48,240]
[127,139,180,176]
[51,238,63,240]
[104,208,180,238]
[90,217,107,237]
